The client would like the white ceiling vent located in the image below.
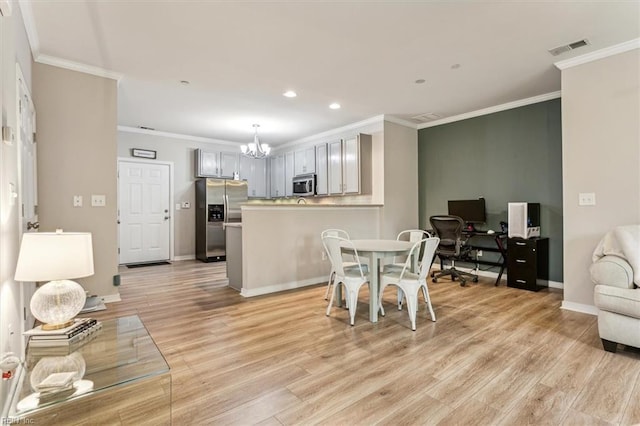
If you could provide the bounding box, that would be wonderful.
[548,39,590,56]
[411,112,442,123]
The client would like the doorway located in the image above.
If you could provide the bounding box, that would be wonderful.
[117,159,173,265]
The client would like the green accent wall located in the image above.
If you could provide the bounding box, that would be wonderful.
[418,98,563,282]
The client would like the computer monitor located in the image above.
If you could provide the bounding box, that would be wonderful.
[447,198,486,224]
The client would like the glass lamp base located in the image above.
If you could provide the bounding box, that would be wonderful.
[30,280,86,330]
[41,319,76,331]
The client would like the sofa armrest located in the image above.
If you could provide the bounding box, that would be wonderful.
[590,255,635,289]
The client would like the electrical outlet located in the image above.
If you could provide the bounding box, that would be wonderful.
[181,201,191,209]
[73,195,83,207]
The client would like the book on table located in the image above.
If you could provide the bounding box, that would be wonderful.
[27,321,103,348]
[24,318,97,339]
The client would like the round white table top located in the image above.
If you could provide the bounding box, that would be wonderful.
[342,239,413,253]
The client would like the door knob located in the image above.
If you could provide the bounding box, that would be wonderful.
[27,221,39,230]
[164,216,170,221]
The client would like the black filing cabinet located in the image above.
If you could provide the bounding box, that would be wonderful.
[507,237,549,291]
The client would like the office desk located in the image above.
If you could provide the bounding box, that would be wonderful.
[462,230,507,285]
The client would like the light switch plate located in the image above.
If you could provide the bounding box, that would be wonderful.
[175,203,181,210]
[91,195,106,207]
[578,192,596,206]
[181,201,191,209]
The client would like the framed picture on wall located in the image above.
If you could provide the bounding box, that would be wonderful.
[131,148,156,159]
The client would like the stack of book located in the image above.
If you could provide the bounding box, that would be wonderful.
[25,318,102,350]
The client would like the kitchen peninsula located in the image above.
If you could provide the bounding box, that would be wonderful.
[235,203,382,297]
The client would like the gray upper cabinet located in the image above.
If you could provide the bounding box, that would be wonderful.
[315,143,328,196]
[327,133,372,195]
[240,156,267,198]
[270,154,286,198]
[195,148,239,178]
[294,146,316,176]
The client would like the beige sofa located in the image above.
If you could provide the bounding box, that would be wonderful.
[590,253,640,352]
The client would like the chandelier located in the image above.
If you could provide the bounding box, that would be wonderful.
[240,124,270,159]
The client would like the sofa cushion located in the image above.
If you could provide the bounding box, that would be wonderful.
[590,256,635,289]
[594,284,640,319]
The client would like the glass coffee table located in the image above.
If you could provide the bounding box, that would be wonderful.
[7,315,171,425]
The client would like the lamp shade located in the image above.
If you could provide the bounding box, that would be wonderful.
[15,231,94,282]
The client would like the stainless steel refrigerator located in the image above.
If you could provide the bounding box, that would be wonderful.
[195,178,248,262]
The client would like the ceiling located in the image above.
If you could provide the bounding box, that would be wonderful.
[22,1,640,147]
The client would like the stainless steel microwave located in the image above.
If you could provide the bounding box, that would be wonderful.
[292,174,316,196]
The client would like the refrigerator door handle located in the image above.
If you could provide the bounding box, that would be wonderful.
[224,194,229,223]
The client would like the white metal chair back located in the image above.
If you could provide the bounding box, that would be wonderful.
[395,237,440,281]
[322,235,366,280]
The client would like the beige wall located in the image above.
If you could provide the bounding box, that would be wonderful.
[380,121,418,239]
[33,64,119,299]
[0,4,34,413]
[561,48,640,310]
[118,130,241,258]
[241,206,381,296]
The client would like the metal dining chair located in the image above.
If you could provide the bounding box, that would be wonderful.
[323,235,370,326]
[379,237,440,330]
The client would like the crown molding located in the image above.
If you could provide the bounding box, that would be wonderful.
[383,115,418,129]
[276,115,385,151]
[555,38,640,70]
[118,125,240,147]
[36,54,123,82]
[417,91,561,129]
[18,0,39,56]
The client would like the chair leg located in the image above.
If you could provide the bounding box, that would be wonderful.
[347,287,359,326]
[422,283,436,322]
[397,288,405,310]
[404,291,418,331]
[602,338,618,353]
[324,270,335,300]
[326,281,339,316]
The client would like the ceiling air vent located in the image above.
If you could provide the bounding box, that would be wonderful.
[138,126,155,131]
[411,112,442,123]
[548,38,590,56]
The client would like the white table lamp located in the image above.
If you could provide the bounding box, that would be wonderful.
[15,230,94,330]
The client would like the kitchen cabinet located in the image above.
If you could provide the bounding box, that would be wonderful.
[195,148,239,178]
[315,143,328,195]
[270,154,286,198]
[240,156,267,198]
[219,151,240,178]
[294,146,315,176]
[285,151,294,197]
[328,133,372,195]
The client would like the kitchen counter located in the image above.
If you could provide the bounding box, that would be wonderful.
[242,203,383,209]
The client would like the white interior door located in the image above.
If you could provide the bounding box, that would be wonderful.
[17,65,37,332]
[118,160,171,264]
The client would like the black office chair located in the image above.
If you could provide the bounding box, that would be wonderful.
[429,215,478,286]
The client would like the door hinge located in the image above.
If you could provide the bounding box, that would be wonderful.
[34,205,38,215]
[32,132,36,143]
[23,307,26,321]
[21,204,24,217]
[118,248,120,254]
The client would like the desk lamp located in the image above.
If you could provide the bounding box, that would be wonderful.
[15,230,94,330]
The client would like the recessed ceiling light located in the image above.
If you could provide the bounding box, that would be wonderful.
[329,103,341,110]
[415,79,426,84]
[283,90,297,98]
[451,64,461,69]
[180,80,190,85]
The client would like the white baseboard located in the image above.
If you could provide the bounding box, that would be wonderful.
[561,301,598,316]
[102,293,121,303]
[173,254,196,261]
[431,265,564,289]
[241,276,324,298]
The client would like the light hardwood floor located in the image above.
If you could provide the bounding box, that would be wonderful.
[90,260,640,425]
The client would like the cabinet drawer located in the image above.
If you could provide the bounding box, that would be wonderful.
[508,239,536,259]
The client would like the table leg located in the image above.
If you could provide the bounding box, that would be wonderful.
[369,253,379,323]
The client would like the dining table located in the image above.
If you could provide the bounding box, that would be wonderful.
[340,239,415,323]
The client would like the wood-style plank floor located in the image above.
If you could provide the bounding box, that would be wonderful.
[90,260,640,425]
